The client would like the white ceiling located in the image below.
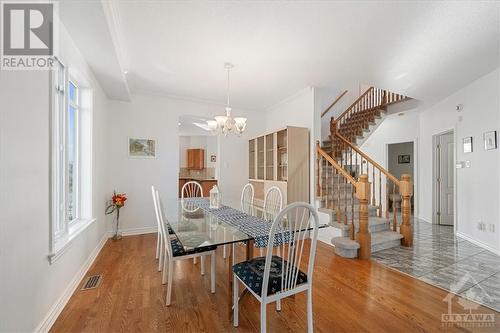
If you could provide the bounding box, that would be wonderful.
[63,1,500,109]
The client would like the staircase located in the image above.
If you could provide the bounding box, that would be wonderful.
[316,87,413,259]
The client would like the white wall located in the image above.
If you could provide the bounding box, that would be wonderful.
[419,68,499,251]
[106,94,265,233]
[0,24,109,332]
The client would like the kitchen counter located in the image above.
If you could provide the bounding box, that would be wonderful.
[179,176,217,181]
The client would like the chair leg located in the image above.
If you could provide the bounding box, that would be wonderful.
[276,299,281,311]
[193,257,197,264]
[223,245,227,259]
[201,256,205,275]
[260,303,267,333]
[166,260,173,306]
[307,289,313,332]
[158,237,164,272]
[233,274,239,327]
[162,250,168,285]
[156,232,160,259]
[211,253,216,293]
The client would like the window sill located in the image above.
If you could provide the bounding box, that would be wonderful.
[48,218,96,264]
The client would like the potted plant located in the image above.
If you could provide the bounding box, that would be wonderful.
[105,191,127,240]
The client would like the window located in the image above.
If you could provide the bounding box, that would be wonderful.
[49,58,94,262]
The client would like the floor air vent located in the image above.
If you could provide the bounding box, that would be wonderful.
[81,274,102,290]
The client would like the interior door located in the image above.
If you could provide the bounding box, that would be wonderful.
[437,132,454,225]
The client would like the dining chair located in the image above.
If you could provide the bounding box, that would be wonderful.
[241,183,255,215]
[181,181,203,199]
[260,186,284,258]
[232,202,320,333]
[153,189,216,306]
[222,183,255,259]
[181,181,203,264]
[151,185,175,272]
[263,186,283,222]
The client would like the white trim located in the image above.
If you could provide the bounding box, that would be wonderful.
[108,226,158,237]
[456,231,500,256]
[36,235,107,333]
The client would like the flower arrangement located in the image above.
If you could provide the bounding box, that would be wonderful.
[105,191,127,240]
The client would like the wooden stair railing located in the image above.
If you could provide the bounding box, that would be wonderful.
[321,90,348,118]
[326,130,413,248]
[316,142,372,259]
[332,87,409,143]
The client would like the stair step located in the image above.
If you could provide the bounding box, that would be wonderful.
[371,230,404,252]
[330,230,403,258]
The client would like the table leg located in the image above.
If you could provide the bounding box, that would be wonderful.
[246,239,254,260]
[227,244,233,320]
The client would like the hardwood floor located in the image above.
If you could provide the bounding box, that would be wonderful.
[51,234,499,333]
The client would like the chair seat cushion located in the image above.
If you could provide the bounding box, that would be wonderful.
[170,237,216,257]
[233,256,308,296]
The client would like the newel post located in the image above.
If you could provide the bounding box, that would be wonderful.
[355,174,371,259]
[400,174,413,247]
[316,141,321,197]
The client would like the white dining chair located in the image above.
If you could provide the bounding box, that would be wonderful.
[263,186,283,222]
[181,181,203,265]
[222,183,255,259]
[232,202,320,333]
[181,181,203,199]
[151,185,164,272]
[241,183,255,215]
[261,186,284,258]
[153,189,216,306]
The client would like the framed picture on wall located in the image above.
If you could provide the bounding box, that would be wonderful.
[398,155,411,164]
[463,136,473,153]
[484,131,497,150]
[128,137,157,158]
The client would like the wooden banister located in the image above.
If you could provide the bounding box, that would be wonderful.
[334,87,374,125]
[334,132,401,186]
[321,90,349,118]
[316,142,356,185]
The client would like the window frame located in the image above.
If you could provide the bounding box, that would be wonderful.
[49,57,95,263]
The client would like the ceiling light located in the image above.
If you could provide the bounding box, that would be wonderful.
[207,63,247,137]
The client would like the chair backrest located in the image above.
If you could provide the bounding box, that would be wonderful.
[262,202,319,299]
[154,190,173,259]
[263,186,283,222]
[181,181,203,199]
[240,183,255,215]
[151,185,162,234]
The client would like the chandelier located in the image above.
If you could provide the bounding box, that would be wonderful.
[206,63,247,136]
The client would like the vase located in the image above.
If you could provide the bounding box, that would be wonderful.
[113,208,122,240]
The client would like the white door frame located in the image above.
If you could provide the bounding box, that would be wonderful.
[432,128,457,229]
[384,138,419,217]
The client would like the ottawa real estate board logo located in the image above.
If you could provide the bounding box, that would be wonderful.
[1,1,57,70]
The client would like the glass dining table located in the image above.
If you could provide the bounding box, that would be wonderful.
[160,197,325,318]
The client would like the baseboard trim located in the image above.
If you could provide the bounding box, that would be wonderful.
[108,226,157,237]
[456,231,500,255]
[35,234,108,332]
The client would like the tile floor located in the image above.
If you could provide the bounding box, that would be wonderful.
[372,219,500,312]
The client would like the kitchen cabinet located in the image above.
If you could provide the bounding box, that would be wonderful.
[187,149,205,170]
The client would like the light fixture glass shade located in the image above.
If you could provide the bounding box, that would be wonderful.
[214,115,228,127]
[234,117,247,135]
